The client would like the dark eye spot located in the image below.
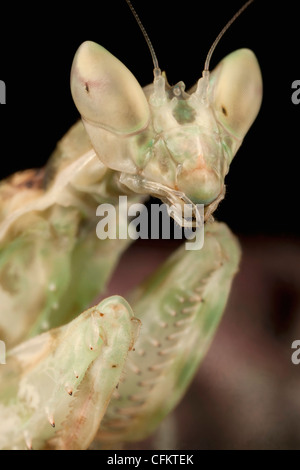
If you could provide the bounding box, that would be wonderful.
[85,83,89,93]
[221,105,228,116]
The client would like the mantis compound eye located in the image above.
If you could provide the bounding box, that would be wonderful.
[210,48,262,148]
[71,41,150,135]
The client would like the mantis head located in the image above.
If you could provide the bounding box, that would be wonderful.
[70,4,262,222]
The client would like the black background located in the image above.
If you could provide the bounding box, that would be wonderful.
[0,0,298,236]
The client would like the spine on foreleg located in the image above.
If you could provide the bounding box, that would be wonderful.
[97,221,241,443]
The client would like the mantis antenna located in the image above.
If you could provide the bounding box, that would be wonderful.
[125,0,161,77]
[204,0,255,72]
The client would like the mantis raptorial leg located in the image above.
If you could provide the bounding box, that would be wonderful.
[0,1,262,449]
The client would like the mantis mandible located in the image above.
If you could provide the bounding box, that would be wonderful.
[0,0,262,449]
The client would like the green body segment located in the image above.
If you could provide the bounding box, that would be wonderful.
[0,122,139,347]
[0,296,139,450]
[97,222,241,443]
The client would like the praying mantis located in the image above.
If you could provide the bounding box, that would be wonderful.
[0,0,262,449]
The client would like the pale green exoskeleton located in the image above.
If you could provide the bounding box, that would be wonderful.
[70,41,261,222]
[0,0,262,449]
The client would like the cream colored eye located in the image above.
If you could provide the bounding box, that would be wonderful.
[71,41,150,135]
[210,48,262,140]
